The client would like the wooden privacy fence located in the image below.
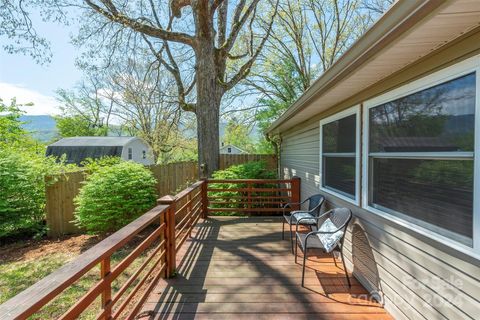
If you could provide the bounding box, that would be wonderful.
[46,154,276,237]
[0,177,295,319]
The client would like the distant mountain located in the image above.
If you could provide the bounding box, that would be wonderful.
[17,115,262,143]
[20,115,58,142]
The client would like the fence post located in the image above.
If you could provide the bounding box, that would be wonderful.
[201,179,208,219]
[291,176,301,210]
[100,257,112,319]
[157,195,177,277]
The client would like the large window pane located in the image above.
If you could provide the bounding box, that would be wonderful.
[323,114,356,153]
[323,156,355,198]
[370,158,473,246]
[369,73,476,152]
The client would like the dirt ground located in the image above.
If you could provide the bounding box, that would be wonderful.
[0,234,104,264]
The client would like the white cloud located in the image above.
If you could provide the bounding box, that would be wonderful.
[0,82,61,115]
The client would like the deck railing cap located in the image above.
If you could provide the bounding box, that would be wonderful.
[157,195,177,204]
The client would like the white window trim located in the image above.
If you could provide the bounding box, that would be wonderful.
[362,54,480,258]
[319,105,361,206]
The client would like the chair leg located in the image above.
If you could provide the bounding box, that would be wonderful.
[340,247,351,288]
[289,224,294,254]
[302,248,307,287]
[295,236,298,264]
[282,220,285,240]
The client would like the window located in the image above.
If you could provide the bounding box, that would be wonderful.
[142,150,146,159]
[128,148,133,160]
[363,59,479,252]
[228,147,232,153]
[320,106,360,204]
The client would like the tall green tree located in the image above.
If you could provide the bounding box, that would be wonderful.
[250,0,391,151]
[223,119,256,153]
[0,98,27,144]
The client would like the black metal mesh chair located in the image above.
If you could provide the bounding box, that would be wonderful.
[282,194,325,253]
[295,208,352,287]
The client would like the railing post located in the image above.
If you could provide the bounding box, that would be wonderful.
[291,176,301,210]
[247,181,252,213]
[157,195,177,277]
[100,257,112,319]
[201,179,208,219]
[159,209,167,278]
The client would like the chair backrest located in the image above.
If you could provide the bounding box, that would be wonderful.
[329,208,352,231]
[307,194,325,217]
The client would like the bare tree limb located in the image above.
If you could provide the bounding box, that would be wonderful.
[84,0,195,46]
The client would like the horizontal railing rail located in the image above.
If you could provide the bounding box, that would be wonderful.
[0,178,299,319]
[206,177,300,215]
[0,204,171,320]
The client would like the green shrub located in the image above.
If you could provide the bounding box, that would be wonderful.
[211,161,276,180]
[80,156,122,172]
[74,161,157,234]
[209,161,277,215]
[0,149,70,240]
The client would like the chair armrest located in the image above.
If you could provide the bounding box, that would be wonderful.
[283,198,308,209]
[295,210,331,233]
[283,199,308,217]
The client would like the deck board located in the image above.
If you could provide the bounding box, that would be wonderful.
[140,217,392,319]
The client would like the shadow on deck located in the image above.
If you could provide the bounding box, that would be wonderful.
[139,217,392,320]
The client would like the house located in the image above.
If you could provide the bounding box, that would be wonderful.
[267,1,480,320]
[46,137,154,165]
[219,143,247,154]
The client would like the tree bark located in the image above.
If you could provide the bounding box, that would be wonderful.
[193,0,222,178]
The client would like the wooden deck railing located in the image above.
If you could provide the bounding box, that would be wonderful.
[0,177,299,319]
[206,177,300,215]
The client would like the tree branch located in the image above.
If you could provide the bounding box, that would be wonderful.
[142,35,197,113]
[84,0,195,47]
[223,0,279,91]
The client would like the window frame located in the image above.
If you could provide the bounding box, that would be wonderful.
[128,147,133,160]
[362,55,480,257]
[319,105,361,205]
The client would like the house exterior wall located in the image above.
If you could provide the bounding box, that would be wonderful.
[280,30,480,320]
[121,139,154,165]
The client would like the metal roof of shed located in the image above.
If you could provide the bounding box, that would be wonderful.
[49,137,138,147]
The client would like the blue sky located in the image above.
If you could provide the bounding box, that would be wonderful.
[0,13,82,115]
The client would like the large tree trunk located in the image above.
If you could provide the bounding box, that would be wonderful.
[194,1,222,178]
[196,90,220,178]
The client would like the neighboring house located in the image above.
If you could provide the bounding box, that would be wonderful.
[220,143,247,154]
[268,1,480,320]
[46,137,154,165]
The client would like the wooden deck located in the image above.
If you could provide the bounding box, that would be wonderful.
[140,217,392,319]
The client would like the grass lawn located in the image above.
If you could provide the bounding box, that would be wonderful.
[0,232,160,319]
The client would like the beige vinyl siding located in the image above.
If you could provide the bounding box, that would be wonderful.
[281,124,480,320]
[279,29,480,320]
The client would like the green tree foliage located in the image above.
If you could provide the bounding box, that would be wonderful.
[212,161,276,180]
[0,98,70,239]
[0,98,30,146]
[0,148,72,239]
[0,152,45,239]
[223,119,256,153]
[74,162,157,234]
[253,59,304,153]
[55,115,108,138]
